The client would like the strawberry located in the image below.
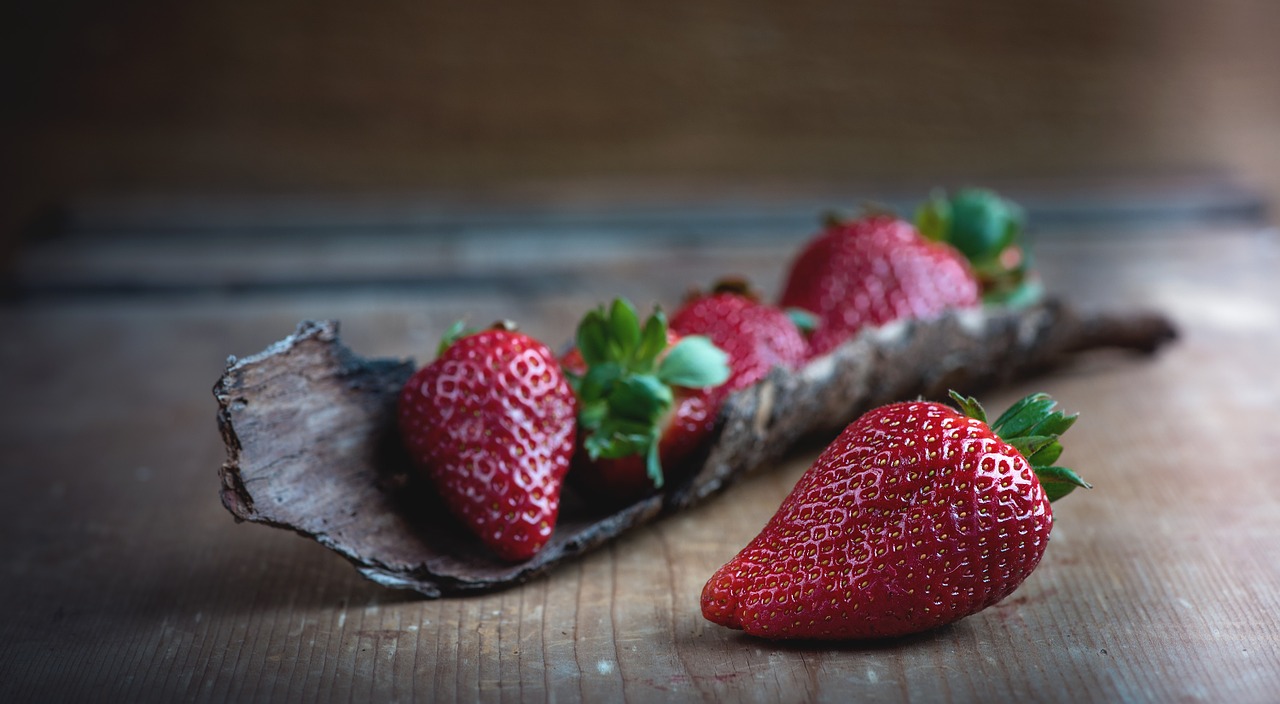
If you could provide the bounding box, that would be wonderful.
[701,390,1088,640]
[397,322,577,562]
[915,188,1042,306]
[564,298,730,505]
[778,214,981,358]
[669,278,811,406]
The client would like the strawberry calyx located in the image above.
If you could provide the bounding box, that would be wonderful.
[436,320,473,356]
[784,307,819,334]
[708,276,759,300]
[948,390,1091,502]
[435,319,517,356]
[568,298,730,489]
[916,189,1043,307]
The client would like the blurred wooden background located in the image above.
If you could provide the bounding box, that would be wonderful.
[3,0,1279,256]
[5,4,1280,700]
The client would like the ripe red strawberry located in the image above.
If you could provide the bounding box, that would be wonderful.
[563,299,730,505]
[568,385,719,504]
[701,391,1088,640]
[670,279,811,407]
[560,334,715,502]
[779,215,981,358]
[915,188,1042,307]
[398,322,577,562]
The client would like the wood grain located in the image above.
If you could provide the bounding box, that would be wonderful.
[7,1,1280,251]
[1,207,1278,702]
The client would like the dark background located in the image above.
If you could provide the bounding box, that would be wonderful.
[4,1,1279,259]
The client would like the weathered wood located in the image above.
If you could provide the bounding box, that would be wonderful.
[214,300,1176,597]
[5,218,1280,704]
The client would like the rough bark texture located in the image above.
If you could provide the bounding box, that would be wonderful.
[214,300,1176,597]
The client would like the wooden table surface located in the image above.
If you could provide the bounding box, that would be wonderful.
[3,186,1278,702]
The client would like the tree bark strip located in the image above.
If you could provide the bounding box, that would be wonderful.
[214,300,1176,597]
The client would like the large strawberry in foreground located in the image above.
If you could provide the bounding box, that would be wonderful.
[398,322,577,562]
[701,391,1088,640]
[564,299,730,505]
[779,214,981,358]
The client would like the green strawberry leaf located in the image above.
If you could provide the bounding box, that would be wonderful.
[915,191,952,243]
[820,209,847,229]
[948,390,988,424]
[976,389,1089,504]
[785,307,820,334]
[996,395,1078,439]
[634,308,668,370]
[577,309,612,367]
[985,279,1044,308]
[563,369,583,393]
[608,298,642,361]
[577,362,623,406]
[657,335,730,389]
[1026,438,1064,467]
[945,188,1024,260]
[1006,434,1058,461]
[1033,411,1078,438]
[991,393,1053,436]
[436,320,474,356]
[608,375,674,424]
[583,419,655,460]
[1037,465,1092,502]
[577,398,608,431]
[644,440,664,488]
[582,411,667,466]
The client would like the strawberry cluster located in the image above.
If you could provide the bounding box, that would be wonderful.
[396,189,1085,640]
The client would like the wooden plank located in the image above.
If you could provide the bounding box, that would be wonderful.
[7,0,1280,245]
[5,176,1266,302]
[0,223,1278,702]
